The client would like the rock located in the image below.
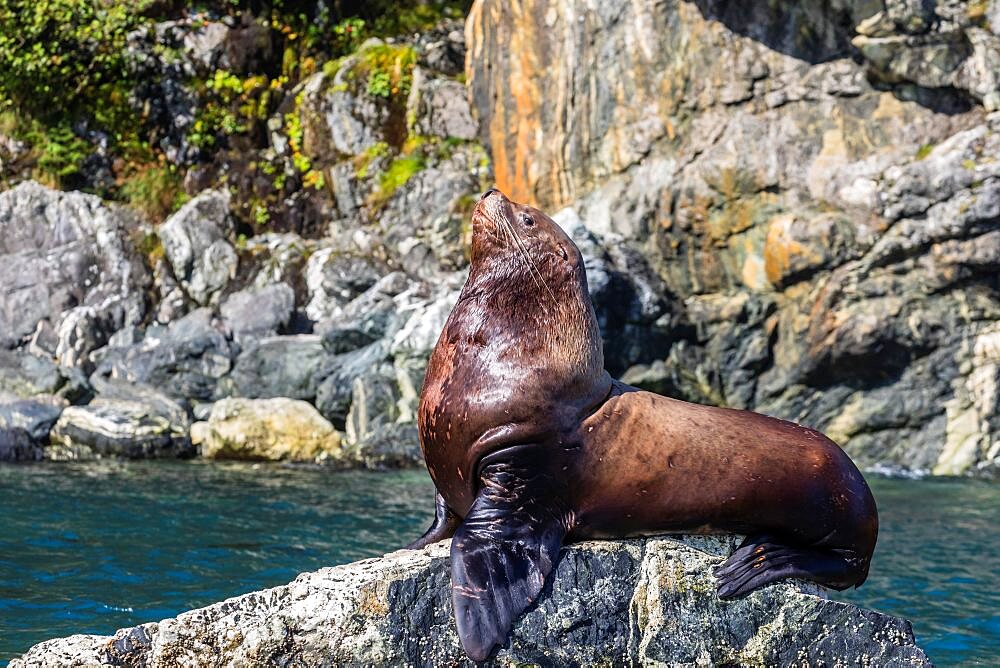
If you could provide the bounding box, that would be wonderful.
[0,350,65,397]
[218,335,326,401]
[415,18,467,76]
[0,393,66,443]
[314,341,390,426]
[157,190,237,306]
[0,350,89,401]
[179,18,272,74]
[0,182,149,356]
[0,131,27,178]
[557,219,677,376]
[238,232,314,295]
[297,40,405,160]
[0,427,42,461]
[318,272,410,355]
[344,421,422,469]
[191,397,342,462]
[48,393,192,460]
[375,144,487,279]
[304,249,386,322]
[10,536,930,666]
[407,68,478,140]
[220,283,295,342]
[93,308,234,405]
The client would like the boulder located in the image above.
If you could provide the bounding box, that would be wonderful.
[0,393,66,443]
[414,18,466,76]
[0,427,42,461]
[304,249,386,323]
[318,271,411,355]
[48,394,192,460]
[219,283,295,343]
[343,421,422,469]
[0,182,149,356]
[0,350,89,401]
[191,397,342,463]
[93,308,235,405]
[297,41,396,160]
[0,351,65,397]
[10,536,930,666]
[157,190,237,306]
[314,341,390,426]
[218,335,326,401]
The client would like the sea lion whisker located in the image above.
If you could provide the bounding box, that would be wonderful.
[499,217,544,293]
[502,217,557,303]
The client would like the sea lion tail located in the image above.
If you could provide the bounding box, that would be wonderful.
[450,457,569,661]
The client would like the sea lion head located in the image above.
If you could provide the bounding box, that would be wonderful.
[461,187,606,389]
[470,188,585,288]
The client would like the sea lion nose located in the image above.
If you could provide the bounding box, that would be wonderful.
[480,188,500,201]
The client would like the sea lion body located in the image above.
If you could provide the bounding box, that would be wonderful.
[411,189,878,661]
[569,385,876,556]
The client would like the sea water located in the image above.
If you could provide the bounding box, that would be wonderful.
[0,462,996,665]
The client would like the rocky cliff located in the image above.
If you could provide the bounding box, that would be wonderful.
[10,536,931,666]
[0,1,997,477]
[468,0,1000,477]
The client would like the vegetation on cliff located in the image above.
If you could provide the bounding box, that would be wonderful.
[0,0,471,227]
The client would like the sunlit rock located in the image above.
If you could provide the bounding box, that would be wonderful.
[157,190,237,306]
[191,397,342,463]
[10,536,930,666]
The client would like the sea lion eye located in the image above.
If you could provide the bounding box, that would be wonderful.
[519,213,535,227]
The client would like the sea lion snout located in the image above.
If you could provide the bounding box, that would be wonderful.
[480,187,501,201]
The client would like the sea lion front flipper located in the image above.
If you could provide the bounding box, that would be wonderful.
[406,493,461,549]
[450,458,568,661]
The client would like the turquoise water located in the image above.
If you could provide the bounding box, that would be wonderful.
[0,463,997,665]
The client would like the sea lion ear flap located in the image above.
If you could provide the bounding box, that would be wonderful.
[450,460,569,661]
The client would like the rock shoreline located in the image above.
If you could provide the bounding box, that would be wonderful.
[3,1,1000,477]
[11,536,931,667]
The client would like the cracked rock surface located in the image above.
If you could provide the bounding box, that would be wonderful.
[11,536,930,667]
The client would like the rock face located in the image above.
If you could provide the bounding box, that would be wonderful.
[10,536,930,667]
[157,190,237,306]
[467,0,1000,476]
[0,182,149,358]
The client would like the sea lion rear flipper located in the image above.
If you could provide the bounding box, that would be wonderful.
[714,533,864,598]
[406,493,461,549]
[450,459,568,661]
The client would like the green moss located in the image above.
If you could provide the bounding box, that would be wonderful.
[370,3,467,37]
[119,164,188,222]
[0,0,152,122]
[134,230,165,268]
[252,202,270,227]
[915,143,935,160]
[352,44,417,102]
[372,154,425,205]
[355,141,391,179]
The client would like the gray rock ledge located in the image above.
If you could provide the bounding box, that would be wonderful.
[11,536,930,667]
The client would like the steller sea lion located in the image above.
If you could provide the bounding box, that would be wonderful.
[408,188,878,661]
